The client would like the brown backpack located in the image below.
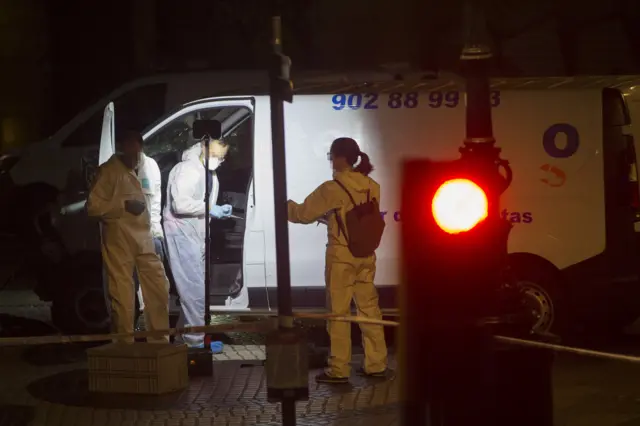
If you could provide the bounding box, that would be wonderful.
[333,179,386,258]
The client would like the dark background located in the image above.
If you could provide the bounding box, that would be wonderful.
[2,0,640,149]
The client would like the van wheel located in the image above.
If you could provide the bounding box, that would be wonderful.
[50,253,110,335]
[508,255,565,335]
[52,286,110,335]
[515,280,555,333]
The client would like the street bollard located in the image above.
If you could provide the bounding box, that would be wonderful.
[265,322,309,424]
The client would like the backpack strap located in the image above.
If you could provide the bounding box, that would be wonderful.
[334,208,349,244]
[333,179,357,206]
[333,179,356,244]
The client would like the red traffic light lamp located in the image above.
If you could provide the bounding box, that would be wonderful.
[432,178,488,234]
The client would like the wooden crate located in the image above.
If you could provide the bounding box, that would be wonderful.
[87,342,188,394]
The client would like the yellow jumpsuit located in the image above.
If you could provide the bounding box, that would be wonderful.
[288,170,388,377]
[87,155,170,343]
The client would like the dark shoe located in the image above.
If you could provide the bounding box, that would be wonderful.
[315,372,349,384]
[356,367,388,378]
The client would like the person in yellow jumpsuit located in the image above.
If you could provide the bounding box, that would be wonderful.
[287,137,388,384]
[87,130,170,343]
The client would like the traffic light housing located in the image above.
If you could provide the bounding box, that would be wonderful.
[400,156,512,323]
[399,156,514,425]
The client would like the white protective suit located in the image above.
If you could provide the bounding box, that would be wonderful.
[135,153,164,311]
[163,143,219,347]
[137,153,164,239]
[87,154,170,343]
[288,170,388,377]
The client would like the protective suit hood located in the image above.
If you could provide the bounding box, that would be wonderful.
[332,170,374,194]
[182,142,203,163]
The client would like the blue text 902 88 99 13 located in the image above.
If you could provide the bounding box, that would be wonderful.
[330,91,502,110]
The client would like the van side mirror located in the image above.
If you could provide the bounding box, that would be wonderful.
[193,120,222,140]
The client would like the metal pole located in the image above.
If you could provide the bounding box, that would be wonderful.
[204,136,212,331]
[456,3,552,426]
[270,16,293,319]
[269,16,297,426]
[421,3,512,425]
[460,0,495,148]
[458,0,511,214]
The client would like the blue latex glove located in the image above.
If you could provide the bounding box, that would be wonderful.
[190,341,224,353]
[210,204,232,219]
[210,341,224,354]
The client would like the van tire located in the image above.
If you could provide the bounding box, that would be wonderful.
[50,253,110,335]
[507,254,567,335]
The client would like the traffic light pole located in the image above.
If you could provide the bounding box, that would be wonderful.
[458,21,512,213]
[264,16,309,426]
[400,3,552,425]
[269,20,293,321]
[400,38,513,425]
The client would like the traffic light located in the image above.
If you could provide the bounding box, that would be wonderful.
[397,4,555,423]
[398,155,514,425]
[400,156,512,322]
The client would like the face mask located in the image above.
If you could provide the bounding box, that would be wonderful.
[208,157,221,171]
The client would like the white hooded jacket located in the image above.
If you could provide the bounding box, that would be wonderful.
[163,143,219,226]
[136,153,163,238]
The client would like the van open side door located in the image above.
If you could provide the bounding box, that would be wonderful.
[99,102,116,166]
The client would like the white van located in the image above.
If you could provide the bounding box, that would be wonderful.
[8,73,640,335]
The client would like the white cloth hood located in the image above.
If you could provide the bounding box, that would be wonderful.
[182,142,202,163]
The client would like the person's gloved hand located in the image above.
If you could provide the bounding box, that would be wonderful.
[124,200,146,216]
[210,204,232,219]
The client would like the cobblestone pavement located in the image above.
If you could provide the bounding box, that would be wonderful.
[9,341,640,426]
[0,344,399,426]
[0,291,399,425]
[8,292,640,424]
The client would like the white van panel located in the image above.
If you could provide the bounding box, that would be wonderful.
[266,90,606,291]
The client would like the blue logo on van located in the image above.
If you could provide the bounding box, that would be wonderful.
[543,123,580,159]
